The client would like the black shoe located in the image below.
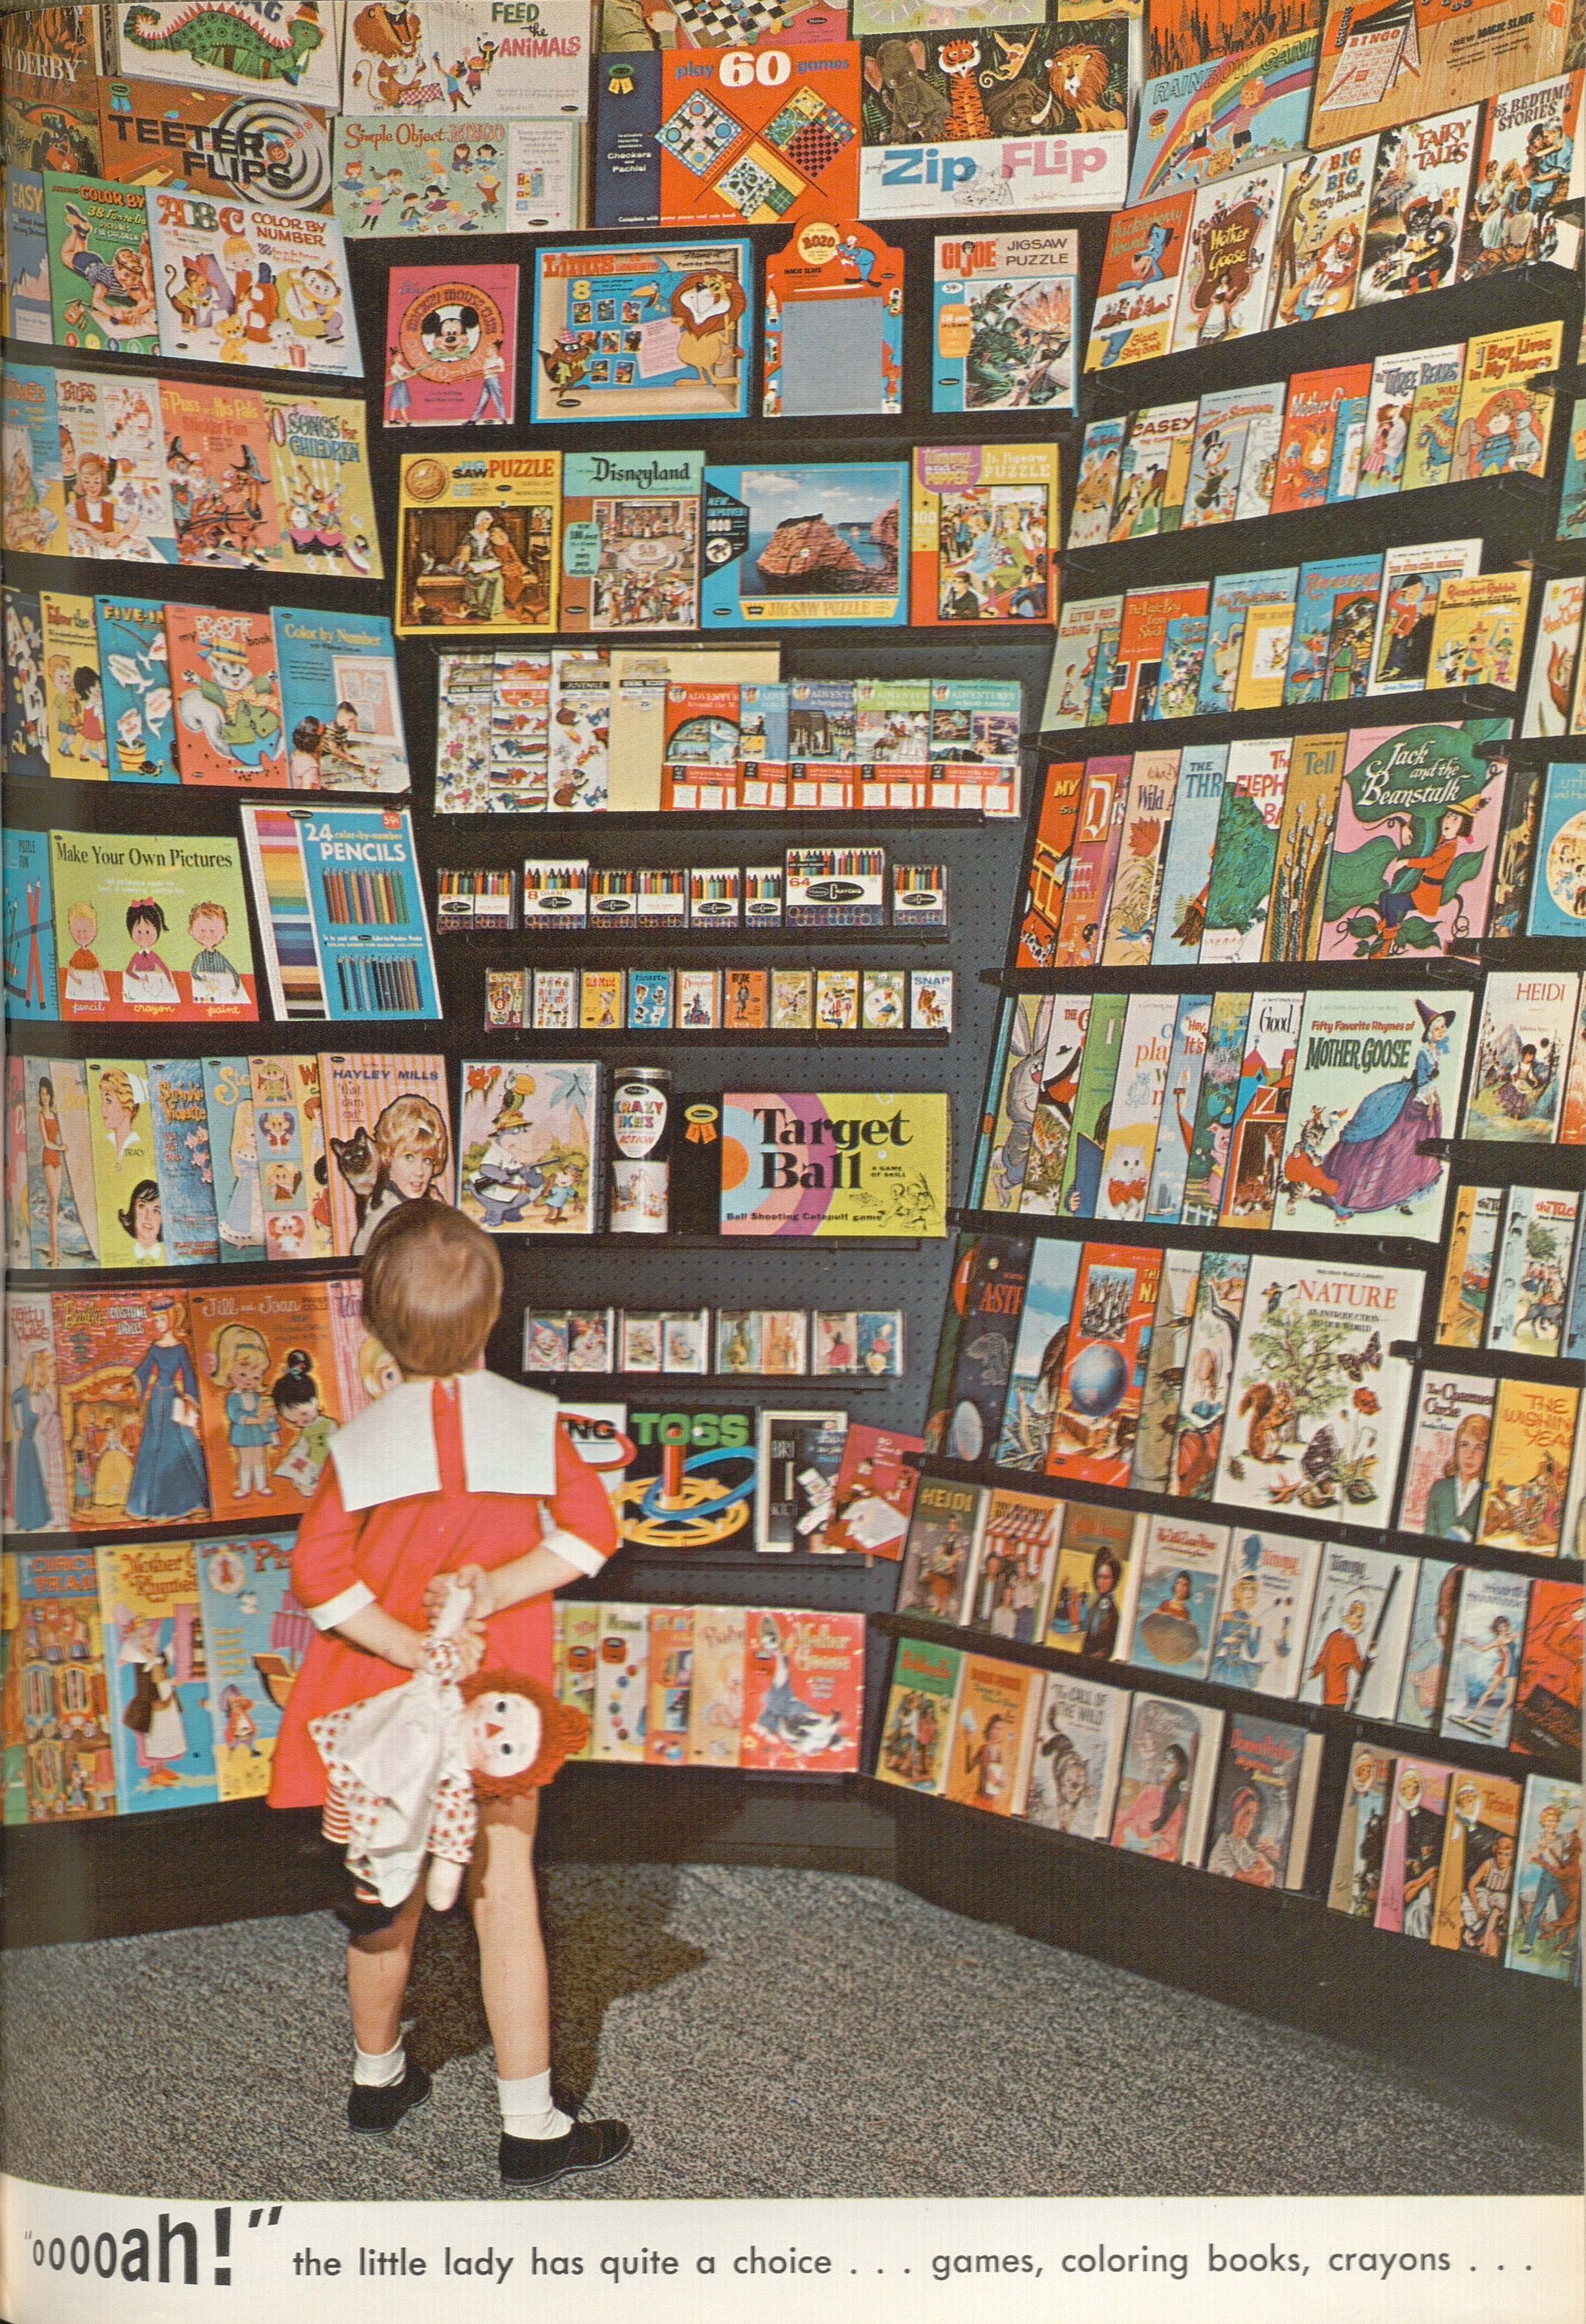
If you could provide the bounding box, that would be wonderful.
[500,2111,632,2187]
[347,2059,431,2135]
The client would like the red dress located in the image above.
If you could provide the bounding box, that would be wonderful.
[268,1379,616,1810]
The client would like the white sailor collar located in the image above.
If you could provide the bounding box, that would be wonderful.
[328,1372,559,1510]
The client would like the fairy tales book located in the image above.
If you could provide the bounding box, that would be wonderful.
[396,450,560,637]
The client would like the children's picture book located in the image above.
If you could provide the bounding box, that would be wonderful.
[895,1479,982,1628]
[1180,995,1250,1227]
[1022,1671,1128,1842]
[1440,1568,1532,1751]
[1199,738,1291,963]
[1320,721,1508,963]
[52,830,256,1024]
[1150,746,1224,968]
[396,448,559,637]
[940,1651,1040,1817]
[1300,1543,1417,1719]
[1203,1710,1323,1890]
[1460,72,1582,279]
[933,1233,1028,1464]
[1269,133,1374,327]
[1129,39,1317,206]
[44,174,157,355]
[1530,762,1586,939]
[1398,1371,1497,1545]
[1109,589,1206,722]
[262,390,382,580]
[741,1609,862,1776]
[1395,1557,1461,1732]
[1450,322,1561,481]
[5,1297,69,1536]
[1272,364,1371,515]
[190,1282,341,1520]
[1358,106,1480,302]
[1044,1241,1161,1492]
[1367,540,1481,694]
[240,804,440,1024]
[875,1635,962,1796]
[1328,1742,1395,1919]
[532,239,752,426]
[1507,1775,1582,1978]
[1561,395,1586,541]
[1108,404,1196,542]
[193,1531,300,1802]
[1044,1505,1141,1665]
[683,1605,742,1772]
[1207,1529,1323,1702]
[700,463,908,628]
[1215,1256,1421,1524]
[57,368,174,561]
[764,217,902,419]
[1129,1249,1200,1496]
[456,1061,600,1237]
[4,167,53,346]
[148,194,359,375]
[1095,991,1177,1222]
[1486,1187,1579,1358]
[1100,753,1179,965]
[96,598,177,785]
[1356,350,1429,498]
[1436,1183,1505,1348]
[22,1057,96,1269]
[910,444,1057,627]
[1426,572,1531,694]
[165,606,285,789]
[1464,969,1580,1144]
[3,594,51,789]
[1170,164,1285,355]
[53,1286,212,1532]
[1180,383,1284,530]
[1277,988,1472,1242]
[41,592,106,781]
[1087,194,1193,372]
[1167,1248,1246,1499]
[1479,1378,1580,1556]
[1128,1515,1230,1685]
[719,1092,948,1240]
[819,1422,921,1559]
[1056,993,1127,1220]
[1513,1580,1583,1762]
[1523,584,1585,741]
[1262,732,1345,966]
[1108,1690,1222,1870]
[1066,417,1126,549]
[384,265,517,430]
[934,227,1077,411]
[154,376,277,571]
[1197,573,1298,721]
[1054,758,1127,969]
[994,1239,1078,1471]
[272,610,409,795]
[1401,343,1466,491]
[97,1537,218,1814]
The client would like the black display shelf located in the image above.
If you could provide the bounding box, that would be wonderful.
[1030,678,1527,758]
[943,1200,1483,1271]
[437,923,954,946]
[984,957,1483,993]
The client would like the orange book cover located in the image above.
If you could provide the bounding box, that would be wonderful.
[191,1282,340,1526]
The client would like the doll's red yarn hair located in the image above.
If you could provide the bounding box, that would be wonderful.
[460,1669,589,1799]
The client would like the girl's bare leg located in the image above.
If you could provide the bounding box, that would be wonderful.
[468,1791,548,2078]
[347,1881,426,2055]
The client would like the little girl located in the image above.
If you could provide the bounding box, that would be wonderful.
[268,1201,630,2186]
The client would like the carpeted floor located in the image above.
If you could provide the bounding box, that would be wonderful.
[2,1865,1578,2201]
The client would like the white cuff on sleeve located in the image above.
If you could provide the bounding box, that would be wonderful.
[307,1580,377,1632]
[539,1526,608,1580]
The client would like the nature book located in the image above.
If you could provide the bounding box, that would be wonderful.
[1275,987,1472,1242]
[44,174,157,355]
[1181,994,1252,1225]
[1100,752,1179,965]
[1203,1711,1324,1890]
[686,1606,745,1772]
[700,462,908,630]
[995,1240,1079,1473]
[558,452,704,636]
[190,1281,341,1522]
[4,1296,69,1536]
[1506,1775,1582,1978]
[1208,1529,1323,1702]
[1095,992,1178,1224]
[1150,745,1226,967]
[1479,1378,1580,1555]
[910,444,1058,627]
[52,1286,208,1528]
[149,197,359,376]
[1108,590,1207,723]
[1015,760,1085,967]
[1045,1241,1162,1492]
[1300,1544,1417,1720]
[384,265,518,430]
[41,592,105,781]
[1464,969,1580,1145]
[22,1056,96,1269]
[6,1551,117,1819]
[52,830,256,1024]
[1486,1187,1579,1357]
[1129,1249,1200,1495]
[936,1234,1029,1466]
[1214,1256,1421,1526]
[1358,107,1479,303]
[1529,762,1586,938]
[1425,572,1531,693]
[271,610,410,796]
[1399,1371,1497,1546]
[933,228,1078,413]
[1266,132,1373,328]
[1327,1743,1395,1919]
[84,1055,151,1269]
[1053,759,1128,969]
[1436,1184,1505,1348]
[262,391,381,581]
[1449,322,1562,482]
[1430,1768,1523,1958]
[741,1610,862,1776]
[965,1490,1063,1646]
[1128,1515,1230,1685]
[1180,384,1282,529]
[875,1636,962,1795]
[1041,597,1124,731]
[1199,738,1292,963]
[165,606,286,790]
[320,1052,452,1260]
[1523,582,1585,740]
[455,1061,600,1239]
[240,805,439,1025]
[1170,163,1286,354]
[895,1479,983,1629]
[1108,403,1197,542]
[97,1538,219,1815]
[1374,1757,1455,1941]
[396,448,559,638]
[1056,993,1128,1220]
[147,1057,219,1269]
[96,598,177,785]
[1144,998,1212,1224]
[1197,571,1300,719]
[1044,1505,1142,1664]
[1513,1579,1584,1761]
[1317,720,1509,961]
[193,1531,300,1803]
[1440,1568,1532,1751]
[1086,196,1193,371]
[1271,364,1371,515]
[1368,540,1482,693]
[1022,1671,1128,1842]
[941,1652,1041,1818]
[1109,1691,1223,1870]
[1066,418,1127,550]
[1263,731,1345,964]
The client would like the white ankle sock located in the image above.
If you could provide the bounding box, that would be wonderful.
[499,2070,571,2142]
[353,2039,406,2089]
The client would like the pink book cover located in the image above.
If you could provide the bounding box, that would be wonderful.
[384,267,518,429]
[1317,723,1509,961]
[1374,1756,1452,1938]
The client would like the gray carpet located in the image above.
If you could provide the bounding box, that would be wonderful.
[1,1865,1577,2200]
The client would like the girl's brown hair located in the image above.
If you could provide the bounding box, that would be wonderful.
[360,1199,501,1377]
